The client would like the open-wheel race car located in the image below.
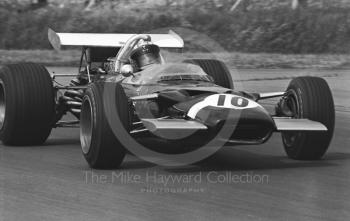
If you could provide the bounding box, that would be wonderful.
[0,29,335,169]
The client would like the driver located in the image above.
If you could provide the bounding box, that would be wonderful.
[130,44,162,71]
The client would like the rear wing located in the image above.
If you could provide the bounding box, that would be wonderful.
[48,28,184,50]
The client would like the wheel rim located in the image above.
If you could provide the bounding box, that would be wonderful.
[80,98,94,154]
[282,90,301,148]
[0,80,6,130]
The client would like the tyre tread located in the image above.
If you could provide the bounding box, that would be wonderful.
[283,76,335,160]
[0,63,54,145]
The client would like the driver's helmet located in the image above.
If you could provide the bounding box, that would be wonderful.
[130,44,162,70]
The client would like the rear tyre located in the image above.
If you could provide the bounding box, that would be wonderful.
[80,82,129,169]
[0,63,55,145]
[184,59,234,89]
[281,77,335,160]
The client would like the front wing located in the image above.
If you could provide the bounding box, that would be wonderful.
[140,117,327,139]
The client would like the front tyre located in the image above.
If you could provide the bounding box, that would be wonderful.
[281,77,335,160]
[80,82,130,169]
[0,63,55,145]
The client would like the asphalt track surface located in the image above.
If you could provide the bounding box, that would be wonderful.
[1,68,349,221]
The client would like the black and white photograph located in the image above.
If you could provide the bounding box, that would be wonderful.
[0,0,349,220]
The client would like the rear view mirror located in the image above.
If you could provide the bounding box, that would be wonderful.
[120,64,134,77]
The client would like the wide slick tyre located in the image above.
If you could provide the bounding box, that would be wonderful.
[184,59,234,89]
[80,82,130,169]
[0,63,55,145]
[281,76,335,160]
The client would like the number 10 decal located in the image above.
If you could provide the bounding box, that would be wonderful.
[188,94,260,119]
[217,95,249,108]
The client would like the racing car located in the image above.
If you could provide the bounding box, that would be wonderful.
[0,28,335,168]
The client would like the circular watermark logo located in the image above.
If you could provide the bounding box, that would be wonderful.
[103,27,244,166]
